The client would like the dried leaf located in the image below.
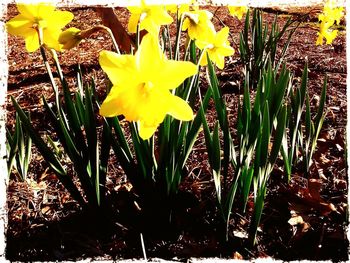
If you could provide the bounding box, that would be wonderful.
[233,230,248,239]
[308,178,322,200]
[288,215,304,226]
[114,182,133,192]
[41,206,51,215]
[334,179,347,190]
[233,251,243,259]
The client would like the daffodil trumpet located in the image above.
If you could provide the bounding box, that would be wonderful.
[181,9,215,41]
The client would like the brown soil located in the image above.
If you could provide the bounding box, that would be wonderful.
[5,5,348,261]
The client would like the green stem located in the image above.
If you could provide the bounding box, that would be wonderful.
[184,47,205,103]
[37,28,60,110]
[174,13,185,60]
[49,49,65,85]
[136,24,140,49]
[98,25,121,54]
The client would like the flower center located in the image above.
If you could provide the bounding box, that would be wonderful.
[140,81,154,97]
[32,19,47,30]
[207,43,215,49]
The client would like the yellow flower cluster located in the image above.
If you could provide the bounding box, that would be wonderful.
[180,7,236,69]
[5,2,248,139]
[316,0,344,45]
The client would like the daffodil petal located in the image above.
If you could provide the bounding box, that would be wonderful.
[195,38,210,50]
[139,17,160,36]
[99,50,136,85]
[47,10,74,29]
[149,7,173,25]
[201,10,213,20]
[216,27,230,44]
[36,4,56,17]
[6,14,34,36]
[212,52,225,69]
[325,29,338,44]
[316,32,323,45]
[17,4,38,19]
[99,86,123,117]
[182,18,191,31]
[128,13,140,33]
[135,87,168,124]
[199,52,208,66]
[138,121,158,140]
[166,4,177,13]
[43,29,62,50]
[24,32,40,52]
[137,33,163,77]
[167,95,194,121]
[228,6,248,19]
[218,46,235,56]
[155,60,197,90]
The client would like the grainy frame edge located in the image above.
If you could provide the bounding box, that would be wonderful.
[0,0,347,262]
[0,0,9,262]
[346,0,350,254]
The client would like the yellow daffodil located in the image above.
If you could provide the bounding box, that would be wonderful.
[196,27,234,69]
[316,21,338,45]
[59,26,109,50]
[316,0,344,45]
[6,3,73,52]
[127,0,173,35]
[228,6,248,19]
[319,0,344,25]
[167,4,190,17]
[99,33,197,140]
[166,0,197,18]
[59,27,82,49]
[182,9,215,41]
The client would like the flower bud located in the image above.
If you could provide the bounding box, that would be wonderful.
[59,27,82,49]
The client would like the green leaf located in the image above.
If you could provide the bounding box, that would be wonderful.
[249,184,267,245]
[270,66,290,119]
[181,88,212,168]
[242,166,254,212]
[269,105,287,164]
[11,96,86,207]
[212,122,221,173]
[207,55,231,183]
[43,95,97,207]
[260,102,270,167]
[62,78,87,155]
[305,93,311,141]
[315,75,327,126]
